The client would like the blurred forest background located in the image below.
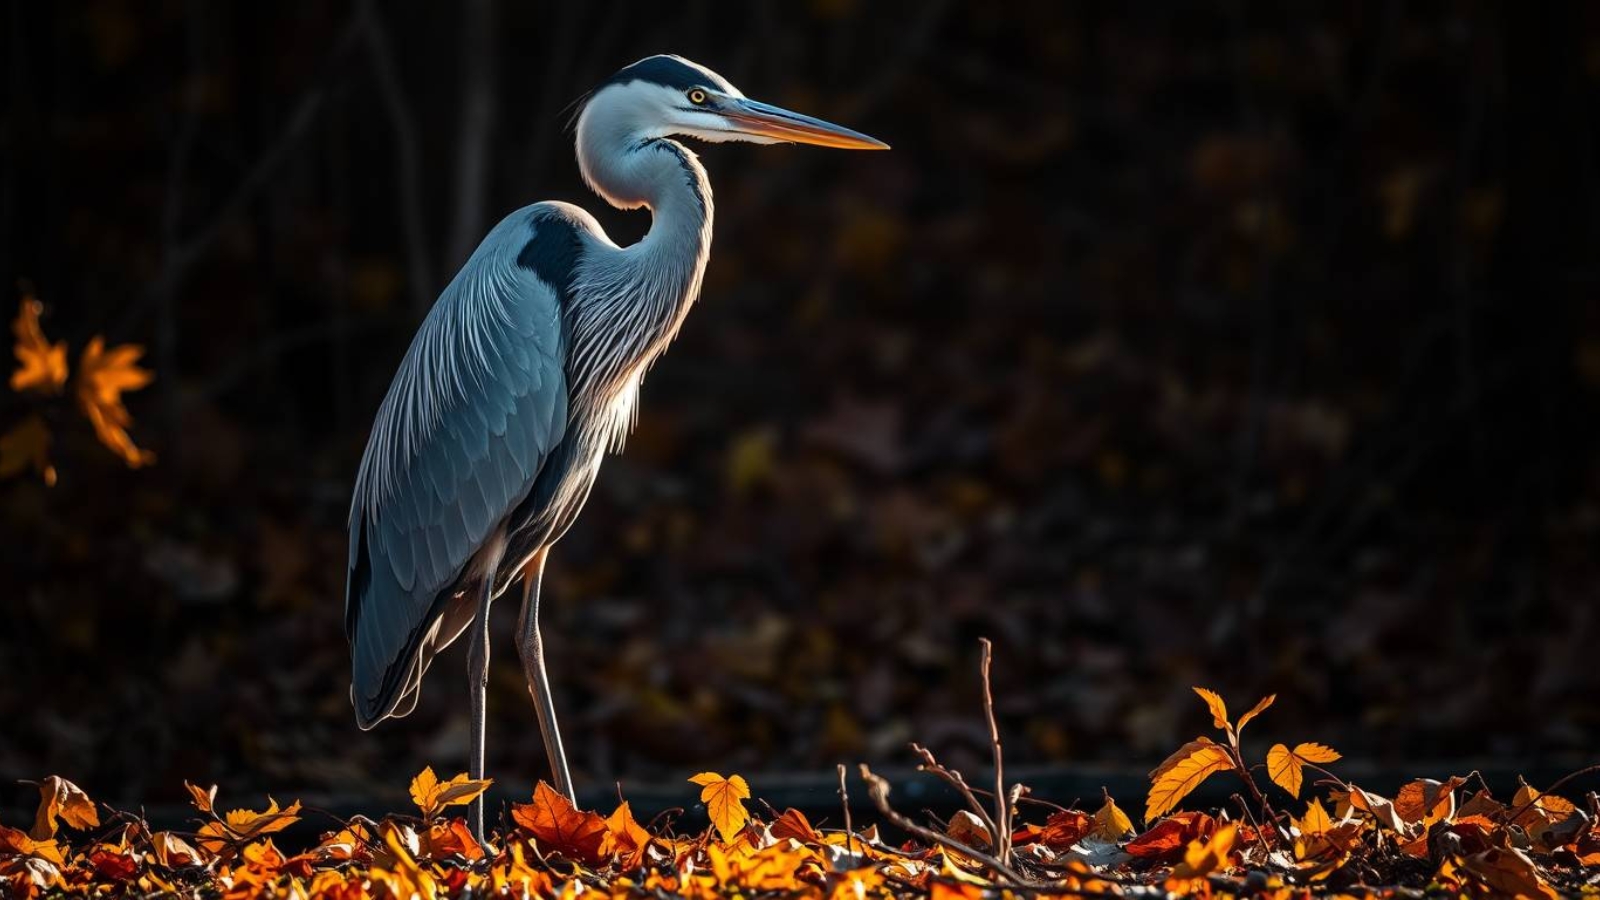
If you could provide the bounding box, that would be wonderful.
[3,0,1599,810]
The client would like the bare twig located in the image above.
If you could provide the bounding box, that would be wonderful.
[857,764,1032,887]
[911,743,999,849]
[979,637,1013,866]
[837,763,856,860]
[1506,763,1600,824]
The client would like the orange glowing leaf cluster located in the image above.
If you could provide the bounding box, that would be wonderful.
[10,299,67,394]
[75,336,155,468]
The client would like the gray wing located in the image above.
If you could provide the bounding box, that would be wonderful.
[345,206,574,727]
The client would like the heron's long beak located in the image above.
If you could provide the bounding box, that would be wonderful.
[723,98,889,150]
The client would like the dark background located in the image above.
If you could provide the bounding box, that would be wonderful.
[2,0,1598,814]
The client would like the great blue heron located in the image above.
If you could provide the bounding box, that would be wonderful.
[345,54,886,836]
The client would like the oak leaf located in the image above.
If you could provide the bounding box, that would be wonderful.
[1266,742,1341,798]
[408,767,492,820]
[75,336,155,468]
[690,771,752,844]
[28,776,98,840]
[1146,739,1234,821]
[10,299,67,394]
[0,415,55,486]
[510,781,608,863]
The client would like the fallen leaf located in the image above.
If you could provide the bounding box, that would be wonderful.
[1126,811,1216,860]
[0,415,55,486]
[408,767,492,820]
[28,776,98,841]
[1091,795,1134,841]
[1172,822,1238,878]
[603,800,652,868]
[690,771,752,844]
[510,782,608,863]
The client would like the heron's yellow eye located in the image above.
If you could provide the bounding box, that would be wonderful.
[687,89,707,105]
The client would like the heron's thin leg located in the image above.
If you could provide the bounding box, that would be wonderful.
[466,574,494,842]
[516,549,575,804]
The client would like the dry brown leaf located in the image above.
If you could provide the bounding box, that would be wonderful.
[0,415,55,486]
[28,776,98,840]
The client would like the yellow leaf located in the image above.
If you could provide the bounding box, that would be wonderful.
[1146,741,1234,822]
[1267,744,1303,798]
[1292,742,1341,764]
[75,336,155,468]
[1235,694,1275,733]
[1298,798,1333,836]
[1192,686,1230,731]
[0,415,56,486]
[1092,795,1134,841]
[10,298,67,395]
[1173,823,1238,878]
[1268,742,1341,798]
[28,776,98,840]
[689,771,752,844]
[198,796,302,851]
[602,800,652,868]
[407,767,489,820]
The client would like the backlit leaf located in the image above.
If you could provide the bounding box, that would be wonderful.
[10,298,67,395]
[1267,744,1304,798]
[29,776,98,840]
[1192,686,1230,731]
[689,771,752,844]
[510,781,608,863]
[1234,694,1275,733]
[75,336,155,468]
[1091,795,1134,841]
[1146,740,1234,821]
[1172,822,1238,878]
[408,766,491,820]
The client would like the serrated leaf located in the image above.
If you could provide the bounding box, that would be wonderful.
[409,767,491,820]
[1292,742,1341,764]
[1192,687,1230,731]
[689,772,752,844]
[1145,742,1234,821]
[510,782,609,863]
[1235,694,1275,734]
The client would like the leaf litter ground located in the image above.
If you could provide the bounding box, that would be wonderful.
[4,641,1598,898]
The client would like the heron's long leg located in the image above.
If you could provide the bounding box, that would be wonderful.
[466,573,495,841]
[516,548,575,804]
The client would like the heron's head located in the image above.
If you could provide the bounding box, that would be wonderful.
[577,55,888,152]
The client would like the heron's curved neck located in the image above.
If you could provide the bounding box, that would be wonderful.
[568,134,714,404]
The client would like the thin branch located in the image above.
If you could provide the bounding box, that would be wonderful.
[857,764,1032,887]
[979,637,1013,866]
[836,763,856,860]
[910,743,999,851]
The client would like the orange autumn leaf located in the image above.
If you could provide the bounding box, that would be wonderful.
[1146,738,1235,821]
[1126,811,1216,860]
[408,766,492,820]
[1192,686,1230,731]
[689,771,752,844]
[10,298,67,395]
[185,781,217,815]
[602,800,652,868]
[197,797,302,851]
[1234,694,1275,734]
[0,824,64,865]
[75,336,154,468]
[29,776,98,840]
[1172,822,1239,878]
[1266,742,1342,798]
[510,781,608,863]
[0,415,55,486]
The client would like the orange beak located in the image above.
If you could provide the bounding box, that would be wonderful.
[721,98,889,150]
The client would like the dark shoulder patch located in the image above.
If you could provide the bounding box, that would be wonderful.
[517,211,583,303]
[599,54,732,94]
